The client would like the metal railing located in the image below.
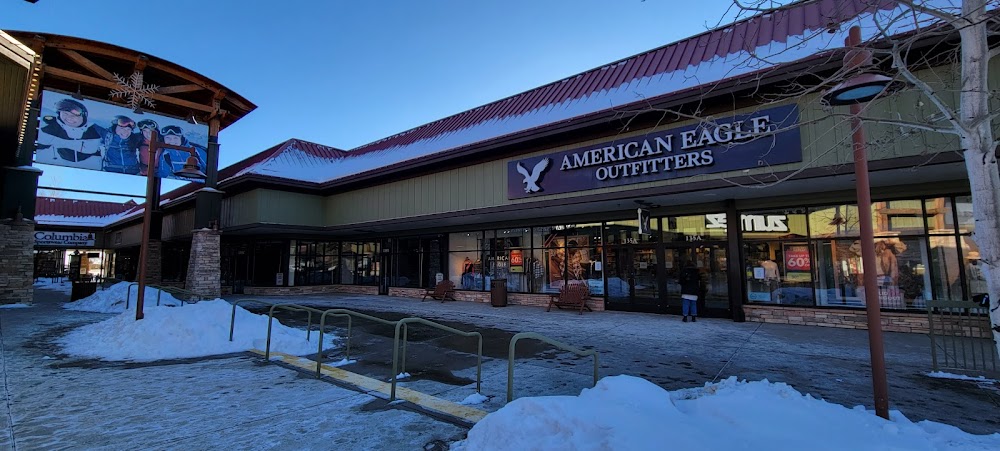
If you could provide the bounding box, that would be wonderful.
[316,309,403,378]
[390,317,483,402]
[927,300,998,375]
[264,303,323,360]
[230,299,281,341]
[507,332,599,402]
[125,283,205,309]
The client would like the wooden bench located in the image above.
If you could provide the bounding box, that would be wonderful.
[421,280,456,302]
[547,284,592,314]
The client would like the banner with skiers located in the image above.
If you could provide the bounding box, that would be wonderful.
[34,89,209,182]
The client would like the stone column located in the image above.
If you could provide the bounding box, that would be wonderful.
[145,240,162,284]
[185,229,220,298]
[0,218,34,304]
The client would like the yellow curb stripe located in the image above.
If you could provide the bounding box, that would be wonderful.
[250,349,488,423]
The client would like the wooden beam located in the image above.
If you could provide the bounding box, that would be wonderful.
[43,42,218,93]
[43,66,215,113]
[158,84,206,95]
[56,48,116,81]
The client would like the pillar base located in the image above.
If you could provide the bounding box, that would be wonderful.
[0,218,34,304]
[185,229,221,298]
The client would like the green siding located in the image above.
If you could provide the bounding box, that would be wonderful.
[255,189,326,227]
[162,209,195,240]
[221,190,260,228]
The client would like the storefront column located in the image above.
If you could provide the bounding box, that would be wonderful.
[0,217,34,304]
[185,229,221,298]
[725,201,746,321]
[145,240,162,284]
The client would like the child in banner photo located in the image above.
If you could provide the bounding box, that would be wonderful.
[155,125,207,180]
[100,115,142,174]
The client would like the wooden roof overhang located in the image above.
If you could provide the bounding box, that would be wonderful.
[0,30,38,152]
[5,31,256,129]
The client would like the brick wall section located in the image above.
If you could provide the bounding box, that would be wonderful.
[242,285,378,296]
[0,219,33,304]
[744,305,938,334]
[145,240,162,284]
[388,287,605,311]
[185,229,221,298]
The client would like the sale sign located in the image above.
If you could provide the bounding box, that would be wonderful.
[510,249,524,273]
[783,245,811,271]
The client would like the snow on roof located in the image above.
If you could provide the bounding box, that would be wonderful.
[34,197,140,228]
[208,1,932,186]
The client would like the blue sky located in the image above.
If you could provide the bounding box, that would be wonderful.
[3,0,738,203]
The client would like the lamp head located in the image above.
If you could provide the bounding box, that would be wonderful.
[176,154,206,180]
[823,73,906,106]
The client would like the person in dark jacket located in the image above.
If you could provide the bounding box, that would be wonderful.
[100,115,141,174]
[679,260,701,322]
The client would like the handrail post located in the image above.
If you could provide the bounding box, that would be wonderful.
[265,304,281,360]
[126,283,137,309]
[391,320,404,401]
[401,322,409,374]
[156,288,162,307]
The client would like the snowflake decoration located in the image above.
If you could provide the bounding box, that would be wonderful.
[109,71,159,110]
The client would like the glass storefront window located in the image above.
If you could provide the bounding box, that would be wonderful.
[872,199,926,236]
[813,236,931,309]
[744,241,814,305]
[492,228,532,293]
[929,235,962,302]
[809,205,861,238]
[961,236,987,301]
[663,215,725,242]
[954,196,974,235]
[290,240,339,286]
[605,219,657,245]
[739,210,808,240]
[925,197,955,235]
[450,231,484,290]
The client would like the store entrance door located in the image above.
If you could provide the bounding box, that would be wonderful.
[605,244,662,311]
[663,244,730,317]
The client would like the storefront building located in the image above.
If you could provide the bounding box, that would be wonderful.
[83,0,985,332]
[31,197,136,281]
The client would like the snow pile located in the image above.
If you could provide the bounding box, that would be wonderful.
[33,278,72,294]
[453,375,1000,451]
[0,303,31,309]
[57,299,337,362]
[63,281,181,313]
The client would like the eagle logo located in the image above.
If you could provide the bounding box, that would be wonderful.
[516,158,551,193]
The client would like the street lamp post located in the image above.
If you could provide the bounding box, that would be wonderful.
[134,129,206,320]
[823,25,901,420]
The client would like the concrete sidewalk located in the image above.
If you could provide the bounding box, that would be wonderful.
[1,288,997,451]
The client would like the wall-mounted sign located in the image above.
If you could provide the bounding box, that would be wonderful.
[507,105,800,199]
[34,89,209,182]
[705,213,789,233]
[34,231,96,247]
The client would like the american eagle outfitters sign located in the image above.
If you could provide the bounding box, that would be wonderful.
[507,104,801,199]
[34,231,96,247]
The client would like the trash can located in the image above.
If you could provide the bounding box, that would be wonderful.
[490,279,508,307]
[70,281,98,301]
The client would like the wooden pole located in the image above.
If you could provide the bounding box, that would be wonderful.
[134,130,160,320]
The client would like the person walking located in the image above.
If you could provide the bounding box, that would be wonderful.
[679,260,701,322]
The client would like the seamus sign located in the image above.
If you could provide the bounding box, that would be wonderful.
[35,231,96,247]
[507,105,800,199]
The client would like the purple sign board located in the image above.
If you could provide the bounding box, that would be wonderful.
[507,104,801,199]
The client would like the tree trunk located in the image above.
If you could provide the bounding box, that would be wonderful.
[958,0,1000,359]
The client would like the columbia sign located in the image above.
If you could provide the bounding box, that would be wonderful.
[34,231,96,247]
[507,104,801,199]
